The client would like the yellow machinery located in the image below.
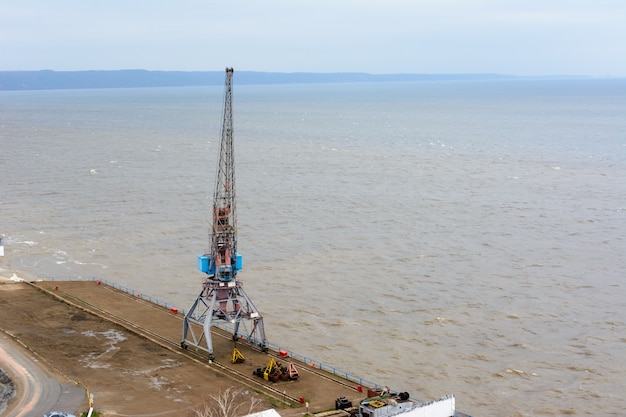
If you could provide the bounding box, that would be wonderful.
[231,347,245,364]
[253,358,299,382]
[263,358,279,381]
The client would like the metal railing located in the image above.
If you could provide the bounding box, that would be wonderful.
[41,275,386,392]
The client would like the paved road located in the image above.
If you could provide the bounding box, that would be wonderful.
[0,334,85,417]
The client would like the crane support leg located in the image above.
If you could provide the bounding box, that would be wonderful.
[182,282,267,360]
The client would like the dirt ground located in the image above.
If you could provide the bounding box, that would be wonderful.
[0,278,362,417]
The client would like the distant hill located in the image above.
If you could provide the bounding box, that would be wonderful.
[0,69,525,91]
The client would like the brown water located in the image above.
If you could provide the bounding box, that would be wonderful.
[1,80,625,416]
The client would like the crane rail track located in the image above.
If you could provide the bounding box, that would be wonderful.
[34,283,304,407]
[33,282,362,408]
[265,350,362,392]
[96,283,364,393]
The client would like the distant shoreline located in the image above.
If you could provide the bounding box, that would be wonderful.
[0,69,594,91]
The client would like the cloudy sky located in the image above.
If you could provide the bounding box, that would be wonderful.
[1,0,624,76]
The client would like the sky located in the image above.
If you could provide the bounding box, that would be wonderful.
[1,0,625,76]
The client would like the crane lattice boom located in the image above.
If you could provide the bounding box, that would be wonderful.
[211,67,237,282]
[182,68,267,361]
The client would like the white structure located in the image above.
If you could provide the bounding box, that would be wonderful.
[358,394,455,417]
[244,409,281,417]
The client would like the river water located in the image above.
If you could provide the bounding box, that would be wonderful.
[1,79,625,416]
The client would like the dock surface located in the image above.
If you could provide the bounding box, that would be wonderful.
[0,279,365,416]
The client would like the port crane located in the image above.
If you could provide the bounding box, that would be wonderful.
[182,68,267,361]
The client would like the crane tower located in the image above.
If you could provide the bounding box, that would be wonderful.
[182,68,267,361]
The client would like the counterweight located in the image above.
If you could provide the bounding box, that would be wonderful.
[182,68,267,361]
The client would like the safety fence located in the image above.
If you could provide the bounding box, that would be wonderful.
[42,275,386,392]
[264,340,385,391]
[43,275,184,313]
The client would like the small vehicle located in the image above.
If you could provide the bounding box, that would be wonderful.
[43,412,76,417]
